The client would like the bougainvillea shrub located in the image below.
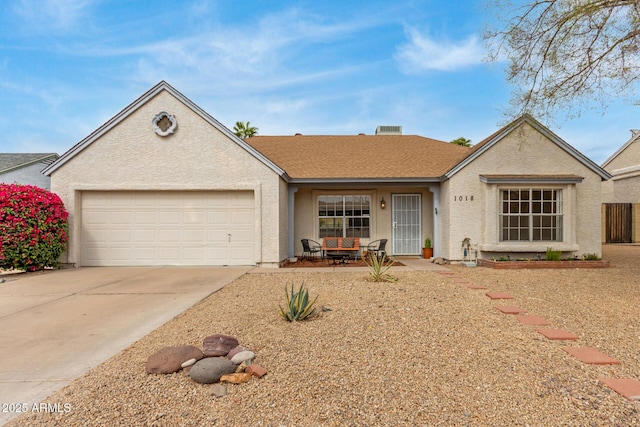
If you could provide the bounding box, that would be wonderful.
[0,184,68,271]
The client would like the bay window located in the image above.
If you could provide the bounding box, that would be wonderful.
[500,188,563,242]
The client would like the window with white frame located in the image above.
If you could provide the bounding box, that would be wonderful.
[500,188,563,241]
[318,195,370,238]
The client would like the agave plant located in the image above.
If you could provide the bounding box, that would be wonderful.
[279,283,318,322]
[363,252,397,283]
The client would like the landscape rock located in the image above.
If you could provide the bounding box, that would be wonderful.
[226,345,250,360]
[211,383,227,398]
[181,358,197,368]
[235,361,247,373]
[189,357,236,384]
[203,334,239,357]
[219,373,252,384]
[245,364,267,378]
[145,345,204,374]
[230,350,255,365]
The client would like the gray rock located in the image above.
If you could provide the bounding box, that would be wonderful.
[230,350,255,365]
[211,383,227,398]
[203,334,239,357]
[145,345,204,374]
[189,357,236,384]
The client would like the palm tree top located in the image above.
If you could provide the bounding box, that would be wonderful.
[233,121,258,139]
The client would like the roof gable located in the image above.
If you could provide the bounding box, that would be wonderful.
[601,129,640,171]
[0,153,59,174]
[43,81,285,177]
[446,114,611,180]
[245,134,470,181]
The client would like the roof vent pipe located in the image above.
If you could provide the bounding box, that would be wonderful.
[375,126,402,135]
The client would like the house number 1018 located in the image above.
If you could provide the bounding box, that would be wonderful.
[454,195,474,201]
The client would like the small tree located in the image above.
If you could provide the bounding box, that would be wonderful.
[450,137,472,147]
[0,184,68,271]
[233,121,258,139]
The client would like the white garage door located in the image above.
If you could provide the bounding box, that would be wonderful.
[81,191,254,266]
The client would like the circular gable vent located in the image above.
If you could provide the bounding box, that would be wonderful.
[152,111,177,136]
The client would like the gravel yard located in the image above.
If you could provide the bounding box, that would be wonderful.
[7,245,640,426]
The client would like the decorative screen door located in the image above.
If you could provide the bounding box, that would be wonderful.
[392,194,422,255]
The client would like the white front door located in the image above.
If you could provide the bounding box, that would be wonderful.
[392,194,422,255]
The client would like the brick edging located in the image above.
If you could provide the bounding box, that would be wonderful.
[477,259,610,269]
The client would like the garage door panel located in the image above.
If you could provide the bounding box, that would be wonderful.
[133,247,157,261]
[134,211,157,225]
[83,211,108,225]
[110,211,131,224]
[81,191,254,266]
[110,229,134,243]
[185,211,205,224]
[159,229,180,242]
[183,229,205,242]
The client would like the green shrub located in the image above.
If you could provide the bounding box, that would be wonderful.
[363,252,397,283]
[0,184,68,271]
[582,253,601,260]
[279,284,318,322]
[545,247,562,261]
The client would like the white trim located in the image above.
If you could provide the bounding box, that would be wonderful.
[152,111,177,136]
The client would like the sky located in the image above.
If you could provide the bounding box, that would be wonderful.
[0,0,637,164]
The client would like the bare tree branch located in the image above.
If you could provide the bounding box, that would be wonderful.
[485,0,640,123]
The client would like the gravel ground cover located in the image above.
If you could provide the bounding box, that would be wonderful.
[7,245,640,426]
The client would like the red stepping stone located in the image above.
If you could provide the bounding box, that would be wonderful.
[485,292,513,300]
[562,347,620,365]
[599,378,640,401]
[516,315,550,325]
[536,328,579,340]
[494,305,523,314]
[466,285,487,290]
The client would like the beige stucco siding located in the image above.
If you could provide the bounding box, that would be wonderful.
[50,90,283,266]
[602,174,640,204]
[446,122,603,259]
[605,139,640,172]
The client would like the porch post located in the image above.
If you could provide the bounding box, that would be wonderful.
[288,186,298,258]
[429,185,442,258]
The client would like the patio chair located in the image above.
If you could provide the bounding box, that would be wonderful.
[366,239,387,259]
[301,239,322,261]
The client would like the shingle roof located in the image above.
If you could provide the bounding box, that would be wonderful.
[0,153,59,174]
[245,135,470,180]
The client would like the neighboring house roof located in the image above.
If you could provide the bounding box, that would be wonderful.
[601,129,640,170]
[446,114,611,180]
[42,81,286,178]
[245,134,470,182]
[0,153,59,174]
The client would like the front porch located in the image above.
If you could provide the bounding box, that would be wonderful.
[288,184,441,263]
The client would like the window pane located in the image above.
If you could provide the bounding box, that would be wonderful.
[500,188,563,242]
[318,195,370,238]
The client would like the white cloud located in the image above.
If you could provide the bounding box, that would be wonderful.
[13,0,96,32]
[395,27,485,73]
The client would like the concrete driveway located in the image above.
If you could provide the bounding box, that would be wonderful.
[0,266,248,425]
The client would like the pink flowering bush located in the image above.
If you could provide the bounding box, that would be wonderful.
[0,184,68,271]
